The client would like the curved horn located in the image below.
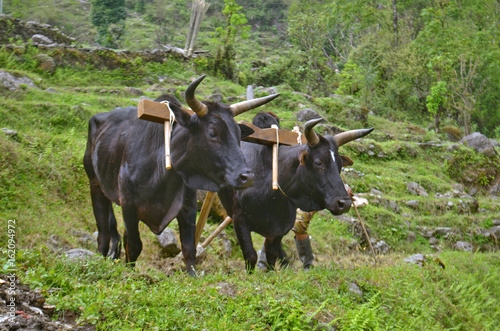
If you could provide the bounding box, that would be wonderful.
[304,118,323,147]
[230,93,280,117]
[333,128,374,147]
[185,75,208,117]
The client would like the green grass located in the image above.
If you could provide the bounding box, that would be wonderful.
[1,44,500,329]
[2,249,499,330]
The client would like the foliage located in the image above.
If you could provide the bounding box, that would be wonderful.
[211,0,251,80]
[90,0,127,48]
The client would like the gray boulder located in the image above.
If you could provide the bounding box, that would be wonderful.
[64,249,96,261]
[296,108,321,122]
[407,182,429,197]
[156,228,181,257]
[453,241,473,252]
[460,132,498,157]
[32,34,53,44]
[404,254,427,266]
[124,87,144,96]
[0,70,39,90]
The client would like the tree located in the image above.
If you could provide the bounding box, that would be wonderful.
[90,0,127,48]
[212,0,251,80]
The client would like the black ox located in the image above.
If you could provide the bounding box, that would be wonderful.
[83,75,278,275]
[219,112,373,271]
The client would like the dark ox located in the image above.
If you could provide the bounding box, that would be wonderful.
[219,112,373,271]
[83,75,278,275]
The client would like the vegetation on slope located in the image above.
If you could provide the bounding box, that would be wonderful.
[1,1,499,329]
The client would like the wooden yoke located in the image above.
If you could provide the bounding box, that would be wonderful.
[138,99,194,169]
[239,121,306,190]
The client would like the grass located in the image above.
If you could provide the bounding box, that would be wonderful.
[1,44,500,329]
[3,248,499,330]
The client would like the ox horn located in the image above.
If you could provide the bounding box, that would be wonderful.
[304,118,324,147]
[333,128,374,147]
[185,75,209,117]
[230,93,280,117]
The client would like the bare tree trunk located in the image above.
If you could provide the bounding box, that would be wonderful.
[185,0,210,57]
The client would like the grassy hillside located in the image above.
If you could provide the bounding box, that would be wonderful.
[1,26,499,331]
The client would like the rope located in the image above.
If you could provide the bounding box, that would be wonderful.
[292,126,303,145]
[341,173,377,264]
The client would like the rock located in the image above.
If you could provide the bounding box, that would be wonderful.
[255,86,278,95]
[208,93,223,103]
[72,230,96,248]
[2,128,17,137]
[0,70,39,90]
[404,254,427,266]
[406,200,420,208]
[35,54,56,73]
[407,182,429,197]
[196,244,208,260]
[453,241,473,252]
[296,108,321,122]
[32,34,53,44]
[44,88,58,93]
[156,228,181,257]
[492,219,500,226]
[124,87,144,96]
[406,232,416,243]
[460,132,498,157]
[349,282,363,298]
[489,226,500,237]
[489,183,500,197]
[429,237,440,245]
[64,248,96,261]
[432,227,454,237]
[315,124,345,136]
[373,240,390,255]
[292,91,313,100]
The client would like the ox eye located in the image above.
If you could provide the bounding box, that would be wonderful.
[208,129,219,141]
[314,160,324,169]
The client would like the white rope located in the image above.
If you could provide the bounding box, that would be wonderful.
[293,126,303,145]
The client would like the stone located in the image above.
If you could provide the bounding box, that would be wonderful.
[407,182,429,197]
[2,128,18,137]
[64,248,96,261]
[208,93,223,103]
[349,282,363,298]
[460,132,498,157]
[156,228,181,257]
[406,232,416,243]
[404,254,427,266]
[32,34,53,44]
[35,54,56,73]
[296,108,321,122]
[429,237,440,245]
[406,200,420,208]
[0,70,38,90]
[373,240,390,255]
[489,226,500,237]
[124,87,144,96]
[453,241,473,252]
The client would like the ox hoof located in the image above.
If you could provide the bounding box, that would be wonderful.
[107,240,122,260]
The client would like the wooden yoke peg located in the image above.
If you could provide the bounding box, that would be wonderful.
[138,99,194,169]
[271,124,279,191]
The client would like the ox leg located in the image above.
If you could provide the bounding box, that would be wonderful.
[233,217,257,272]
[177,189,197,276]
[88,182,113,258]
[264,237,288,271]
[122,206,142,266]
[107,207,122,259]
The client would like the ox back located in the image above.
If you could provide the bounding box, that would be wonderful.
[219,112,373,271]
[83,83,275,275]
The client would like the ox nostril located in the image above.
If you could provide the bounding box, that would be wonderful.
[337,198,351,211]
[239,171,254,186]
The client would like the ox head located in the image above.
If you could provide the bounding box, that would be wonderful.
[170,75,279,192]
[289,118,373,215]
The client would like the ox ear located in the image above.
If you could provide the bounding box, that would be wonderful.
[341,155,354,166]
[239,123,254,139]
[298,150,309,166]
[169,104,192,127]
